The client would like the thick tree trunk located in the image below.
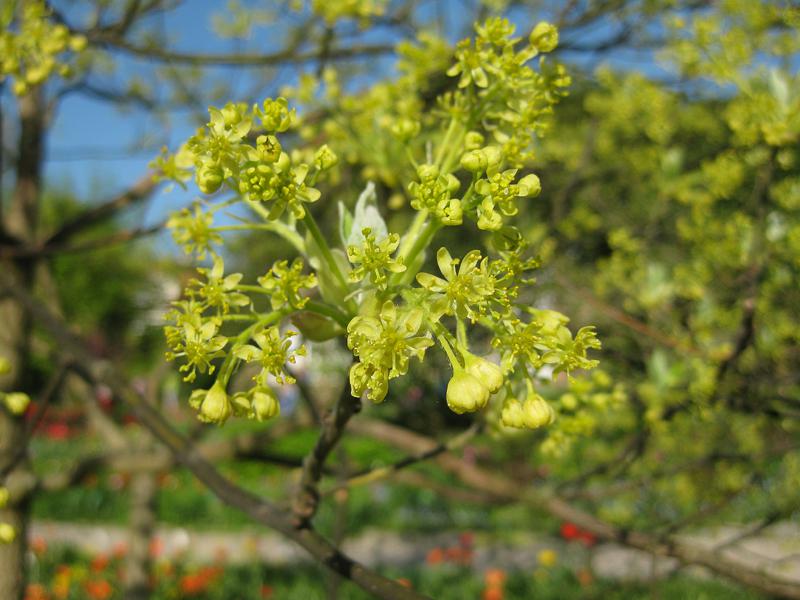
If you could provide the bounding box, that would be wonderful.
[0,83,44,599]
[0,413,31,600]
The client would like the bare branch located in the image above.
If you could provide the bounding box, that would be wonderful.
[292,380,361,526]
[45,175,159,246]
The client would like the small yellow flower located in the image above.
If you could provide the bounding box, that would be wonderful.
[537,548,558,568]
[0,523,16,544]
[3,392,31,416]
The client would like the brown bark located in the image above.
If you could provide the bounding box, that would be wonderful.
[0,85,44,600]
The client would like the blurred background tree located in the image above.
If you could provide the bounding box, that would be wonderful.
[1,1,798,599]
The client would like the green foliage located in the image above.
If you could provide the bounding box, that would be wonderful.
[523,0,800,528]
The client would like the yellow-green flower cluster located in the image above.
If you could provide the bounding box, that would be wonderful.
[0,0,87,95]
[257,258,317,310]
[156,17,599,435]
[233,326,305,386]
[347,301,433,403]
[347,228,406,289]
[164,303,228,383]
[308,0,386,25]
[407,165,463,226]
[154,98,322,222]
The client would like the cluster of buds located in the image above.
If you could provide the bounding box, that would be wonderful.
[446,354,504,414]
[0,1,87,96]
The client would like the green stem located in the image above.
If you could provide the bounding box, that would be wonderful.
[217,310,285,386]
[396,219,441,286]
[456,318,468,350]
[304,300,351,329]
[302,212,348,290]
[439,126,467,175]
[220,212,306,255]
[234,286,350,328]
[396,209,428,260]
[221,314,259,322]
[435,117,459,168]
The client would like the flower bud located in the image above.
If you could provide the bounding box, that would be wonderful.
[522,395,556,429]
[517,173,541,197]
[0,523,15,544]
[12,80,29,96]
[26,64,50,86]
[500,398,526,428]
[530,22,559,53]
[390,118,420,141]
[230,392,252,417]
[251,387,280,421]
[464,355,503,393]
[3,392,30,416]
[560,393,578,410]
[446,370,490,414]
[314,144,339,171]
[417,164,439,181]
[460,150,487,173]
[69,35,88,52]
[256,134,282,162]
[482,146,503,171]
[196,162,224,194]
[198,381,231,424]
[0,357,10,376]
[464,131,485,150]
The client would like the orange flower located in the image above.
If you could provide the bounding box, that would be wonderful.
[484,568,507,587]
[112,542,128,559]
[459,531,475,548]
[24,584,49,600]
[445,546,464,562]
[577,568,594,587]
[52,566,71,600]
[180,566,223,595]
[260,584,274,598]
[426,547,445,565]
[30,536,47,556]
[482,587,504,600]
[84,579,113,600]
[91,554,110,572]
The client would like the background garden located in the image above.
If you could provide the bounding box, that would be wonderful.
[1,1,799,599]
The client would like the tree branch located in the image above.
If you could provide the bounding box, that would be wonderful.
[0,273,427,600]
[292,380,361,526]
